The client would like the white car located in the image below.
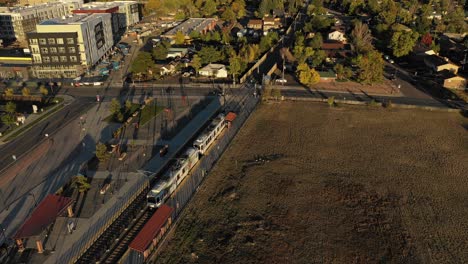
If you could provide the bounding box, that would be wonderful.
[275,78,287,84]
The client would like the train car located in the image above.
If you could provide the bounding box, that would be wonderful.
[193,113,226,155]
[147,148,199,209]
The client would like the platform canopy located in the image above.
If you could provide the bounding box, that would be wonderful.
[129,205,173,253]
[14,194,73,239]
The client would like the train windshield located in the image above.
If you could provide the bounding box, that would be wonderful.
[147,196,156,204]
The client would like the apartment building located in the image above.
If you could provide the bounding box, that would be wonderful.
[27,13,113,78]
[72,1,140,40]
[0,1,83,44]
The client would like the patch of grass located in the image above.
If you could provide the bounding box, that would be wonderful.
[3,103,64,141]
[104,103,140,123]
[139,102,163,126]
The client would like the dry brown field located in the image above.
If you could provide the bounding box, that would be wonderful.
[155,102,468,264]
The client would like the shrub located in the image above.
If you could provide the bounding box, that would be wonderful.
[368,99,379,107]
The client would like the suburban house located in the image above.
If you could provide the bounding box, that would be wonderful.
[247,19,262,30]
[439,70,466,90]
[328,30,346,42]
[321,41,346,58]
[198,63,228,78]
[318,70,337,82]
[262,17,281,31]
[424,55,459,74]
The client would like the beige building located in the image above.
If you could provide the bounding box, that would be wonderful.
[0,1,83,45]
[28,13,114,78]
[440,70,466,90]
[424,55,459,74]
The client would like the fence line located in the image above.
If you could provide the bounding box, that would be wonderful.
[144,89,260,262]
[55,176,149,264]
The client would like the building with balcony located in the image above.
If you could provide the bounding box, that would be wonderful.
[27,13,113,78]
[0,1,83,45]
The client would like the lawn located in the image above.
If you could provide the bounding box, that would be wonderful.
[103,103,140,123]
[156,102,468,264]
[139,102,164,126]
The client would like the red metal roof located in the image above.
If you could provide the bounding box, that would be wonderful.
[129,205,174,253]
[14,195,73,239]
[225,112,237,122]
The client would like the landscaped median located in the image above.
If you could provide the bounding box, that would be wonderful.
[0,96,66,142]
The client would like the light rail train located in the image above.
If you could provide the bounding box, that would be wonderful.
[147,113,226,208]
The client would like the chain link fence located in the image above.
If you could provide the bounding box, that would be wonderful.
[54,175,149,264]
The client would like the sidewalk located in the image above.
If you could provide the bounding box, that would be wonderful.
[0,95,75,145]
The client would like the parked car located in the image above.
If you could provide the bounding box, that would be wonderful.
[159,144,169,157]
[275,78,287,84]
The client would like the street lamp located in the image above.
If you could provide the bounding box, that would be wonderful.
[28,193,37,207]
[0,223,6,242]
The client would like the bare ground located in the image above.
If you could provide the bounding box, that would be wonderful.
[155,102,468,264]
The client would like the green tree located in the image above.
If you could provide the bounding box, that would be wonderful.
[191,54,202,75]
[110,98,121,115]
[351,21,374,54]
[125,100,132,112]
[334,64,345,80]
[152,41,170,60]
[198,46,222,64]
[4,88,14,96]
[211,31,221,42]
[390,30,419,57]
[21,87,31,96]
[130,52,155,78]
[229,55,242,83]
[308,34,323,50]
[202,0,217,16]
[232,0,246,18]
[296,63,320,86]
[355,50,384,84]
[71,175,91,193]
[310,49,326,67]
[39,85,48,96]
[222,7,237,22]
[189,30,200,39]
[334,64,353,80]
[5,101,16,115]
[95,142,110,162]
[174,31,186,45]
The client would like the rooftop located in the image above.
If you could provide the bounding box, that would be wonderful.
[14,195,73,239]
[200,63,226,71]
[163,18,217,36]
[424,55,456,67]
[129,205,174,253]
[40,13,107,25]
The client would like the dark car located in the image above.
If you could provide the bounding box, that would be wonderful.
[159,144,169,157]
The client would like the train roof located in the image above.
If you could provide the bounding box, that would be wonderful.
[148,181,167,194]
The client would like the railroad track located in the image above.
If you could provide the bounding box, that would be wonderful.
[76,189,148,264]
[102,209,154,263]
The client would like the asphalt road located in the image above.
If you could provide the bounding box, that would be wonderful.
[0,97,95,172]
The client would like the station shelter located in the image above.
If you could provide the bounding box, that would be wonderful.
[13,194,74,253]
[127,205,174,263]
